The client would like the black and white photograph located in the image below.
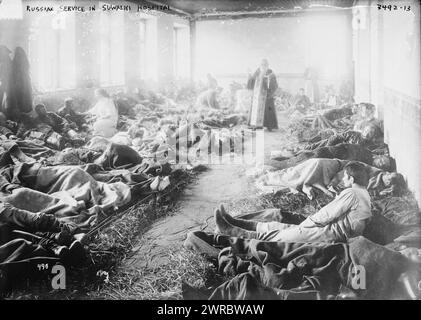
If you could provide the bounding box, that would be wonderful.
[0,0,420,305]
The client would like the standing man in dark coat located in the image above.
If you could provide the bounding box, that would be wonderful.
[247,59,279,131]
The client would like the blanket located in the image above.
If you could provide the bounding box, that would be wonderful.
[268,144,374,170]
[258,158,344,197]
[373,196,421,226]
[184,232,414,300]
[303,131,365,151]
[1,139,54,160]
[258,158,405,197]
[93,143,143,170]
[0,163,131,227]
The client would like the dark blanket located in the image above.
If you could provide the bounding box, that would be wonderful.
[0,237,58,280]
[199,115,246,129]
[114,98,136,118]
[322,105,354,122]
[0,238,56,267]
[303,131,366,151]
[373,196,421,226]
[368,197,421,248]
[0,224,59,292]
[13,139,55,159]
[93,143,143,170]
[238,208,306,225]
[184,232,413,300]
[58,106,87,130]
[35,112,68,134]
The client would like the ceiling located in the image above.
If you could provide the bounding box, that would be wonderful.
[137,0,356,19]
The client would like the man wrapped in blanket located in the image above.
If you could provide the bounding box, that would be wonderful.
[215,162,371,243]
[0,202,85,265]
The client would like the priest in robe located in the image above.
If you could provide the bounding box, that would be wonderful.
[246,59,279,131]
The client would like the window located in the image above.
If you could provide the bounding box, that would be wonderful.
[139,19,147,80]
[139,15,157,82]
[99,5,125,86]
[173,24,190,79]
[29,12,76,92]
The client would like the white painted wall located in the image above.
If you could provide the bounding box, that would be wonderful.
[195,13,351,92]
[353,0,421,204]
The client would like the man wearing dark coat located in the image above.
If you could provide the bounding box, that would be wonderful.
[246,59,278,131]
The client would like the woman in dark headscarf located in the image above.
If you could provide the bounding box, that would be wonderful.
[6,46,33,120]
[0,45,12,115]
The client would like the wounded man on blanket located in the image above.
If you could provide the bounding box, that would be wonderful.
[215,162,371,243]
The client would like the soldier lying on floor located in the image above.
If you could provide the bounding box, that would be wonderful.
[354,102,383,134]
[269,143,394,171]
[303,126,384,152]
[216,162,371,243]
[0,201,85,266]
[0,201,86,292]
[275,119,385,160]
[257,158,406,199]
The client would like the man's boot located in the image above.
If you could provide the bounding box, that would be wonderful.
[41,239,70,261]
[214,209,259,239]
[66,240,86,266]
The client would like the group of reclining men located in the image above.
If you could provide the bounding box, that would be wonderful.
[216,161,371,243]
[0,85,165,150]
[0,89,158,282]
[0,98,88,150]
[0,83,194,290]
[214,102,400,248]
[179,101,421,300]
[0,100,91,279]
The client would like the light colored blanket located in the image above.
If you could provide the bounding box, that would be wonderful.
[256,158,400,198]
[34,166,131,210]
[257,158,345,198]
[0,164,131,227]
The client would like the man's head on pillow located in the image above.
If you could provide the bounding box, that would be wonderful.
[373,155,395,171]
[359,102,376,119]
